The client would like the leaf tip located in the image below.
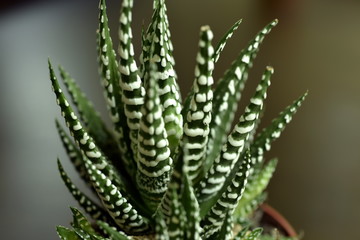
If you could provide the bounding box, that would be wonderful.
[266,65,274,74]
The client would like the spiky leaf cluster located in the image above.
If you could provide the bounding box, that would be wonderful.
[50,0,306,239]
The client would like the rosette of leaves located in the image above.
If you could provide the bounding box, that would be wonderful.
[49,0,307,239]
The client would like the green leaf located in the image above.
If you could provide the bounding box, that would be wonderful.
[206,20,278,174]
[73,229,105,240]
[251,91,308,166]
[142,0,183,152]
[234,192,267,223]
[57,159,110,223]
[83,156,151,235]
[159,151,188,239]
[234,159,277,218]
[56,226,81,240]
[53,71,148,220]
[167,187,186,240]
[197,67,273,205]
[136,63,173,212]
[213,19,242,63]
[118,0,144,162]
[235,227,264,240]
[49,61,125,192]
[201,151,251,237]
[58,66,118,161]
[182,25,214,184]
[243,228,263,240]
[159,149,183,219]
[70,207,96,234]
[50,59,150,220]
[206,211,233,240]
[68,209,108,240]
[233,226,247,240]
[98,0,135,177]
[97,221,131,240]
[56,120,89,184]
[181,158,202,240]
[155,211,169,240]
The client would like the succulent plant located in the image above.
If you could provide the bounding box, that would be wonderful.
[49,0,307,239]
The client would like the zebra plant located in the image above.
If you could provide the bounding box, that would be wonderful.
[50,0,307,239]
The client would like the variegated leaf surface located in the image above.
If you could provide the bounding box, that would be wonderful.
[206,20,278,173]
[182,25,214,184]
[197,67,273,205]
[98,0,135,177]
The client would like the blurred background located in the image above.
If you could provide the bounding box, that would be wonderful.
[1,0,360,239]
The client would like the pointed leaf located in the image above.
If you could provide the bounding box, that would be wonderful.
[136,63,173,211]
[213,19,242,63]
[118,0,145,161]
[83,157,151,235]
[233,226,249,240]
[251,91,308,165]
[182,25,214,184]
[234,193,267,224]
[98,0,135,176]
[56,226,81,240]
[243,228,263,240]
[70,207,97,234]
[142,0,176,76]
[206,20,278,173]
[73,229,105,240]
[143,0,183,151]
[49,61,124,190]
[97,221,131,240]
[201,151,251,237]
[56,120,88,183]
[57,159,110,222]
[58,66,118,160]
[234,228,263,240]
[234,159,277,218]
[197,67,273,203]
[69,209,108,240]
[50,61,146,218]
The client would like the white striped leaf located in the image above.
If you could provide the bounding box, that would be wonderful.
[182,159,202,240]
[182,25,214,184]
[205,210,234,240]
[83,157,151,235]
[49,61,120,187]
[136,63,173,212]
[50,62,148,218]
[201,151,251,238]
[251,91,308,165]
[118,0,144,161]
[97,221,132,240]
[197,67,273,205]
[142,0,183,152]
[234,159,277,218]
[213,19,242,64]
[57,159,111,223]
[155,211,169,240]
[98,0,135,177]
[57,226,81,240]
[206,20,278,174]
[56,120,88,183]
[58,66,118,159]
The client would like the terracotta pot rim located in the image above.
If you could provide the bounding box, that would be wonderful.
[260,203,297,237]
